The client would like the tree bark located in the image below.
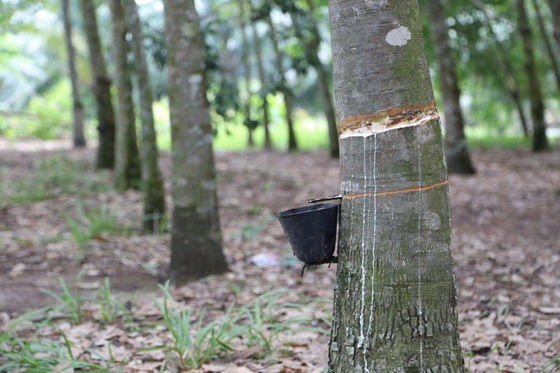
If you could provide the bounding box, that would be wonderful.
[547,0,560,48]
[428,0,475,175]
[292,0,340,158]
[79,0,116,168]
[266,14,298,152]
[164,0,228,283]
[532,0,560,92]
[516,0,549,152]
[61,0,86,148]
[124,0,166,233]
[237,0,255,148]
[108,0,142,189]
[328,1,465,371]
[250,2,273,150]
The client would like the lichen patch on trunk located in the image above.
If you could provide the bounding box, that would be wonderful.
[385,25,412,46]
[339,102,439,138]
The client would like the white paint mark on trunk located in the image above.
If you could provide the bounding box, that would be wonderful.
[385,26,411,47]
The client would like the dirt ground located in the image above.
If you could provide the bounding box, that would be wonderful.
[0,140,559,372]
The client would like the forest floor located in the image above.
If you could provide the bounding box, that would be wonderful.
[0,139,559,372]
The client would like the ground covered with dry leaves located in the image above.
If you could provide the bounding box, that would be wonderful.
[0,139,559,372]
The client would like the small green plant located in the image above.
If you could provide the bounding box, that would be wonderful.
[541,354,560,373]
[65,203,127,249]
[96,278,125,323]
[233,289,308,353]
[0,331,109,372]
[146,282,237,369]
[41,278,83,323]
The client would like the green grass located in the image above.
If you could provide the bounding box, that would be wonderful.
[64,203,128,250]
[0,153,111,207]
[0,279,331,371]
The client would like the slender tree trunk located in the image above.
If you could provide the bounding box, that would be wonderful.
[164,0,228,283]
[61,0,86,148]
[79,0,116,168]
[266,14,298,152]
[108,0,142,189]
[516,0,549,151]
[469,0,530,137]
[238,0,255,148]
[250,3,272,150]
[292,0,339,158]
[124,0,166,233]
[428,0,475,174]
[328,0,465,371]
[509,86,530,137]
[532,0,560,91]
[547,0,560,48]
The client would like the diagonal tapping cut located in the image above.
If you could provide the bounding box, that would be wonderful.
[339,101,439,138]
[343,179,448,199]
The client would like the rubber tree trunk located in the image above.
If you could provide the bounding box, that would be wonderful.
[164,0,228,283]
[124,0,166,233]
[516,0,549,152]
[266,14,298,152]
[428,0,475,175]
[327,1,465,371]
[291,0,339,158]
[108,0,142,189]
[238,0,255,148]
[61,0,86,148]
[532,0,560,92]
[250,4,273,150]
[547,0,560,48]
[79,0,116,168]
[470,0,530,137]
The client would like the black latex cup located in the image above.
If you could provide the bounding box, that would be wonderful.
[275,203,339,263]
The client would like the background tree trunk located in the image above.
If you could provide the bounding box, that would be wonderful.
[516,0,549,152]
[328,0,465,371]
[61,0,86,148]
[250,3,272,150]
[470,0,530,137]
[79,0,115,169]
[532,0,560,92]
[164,0,228,283]
[237,0,255,148]
[266,14,298,152]
[547,0,560,48]
[292,0,339,158]
[108,0,142,189]
[428,0,475,174]
[124,0,166,233]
